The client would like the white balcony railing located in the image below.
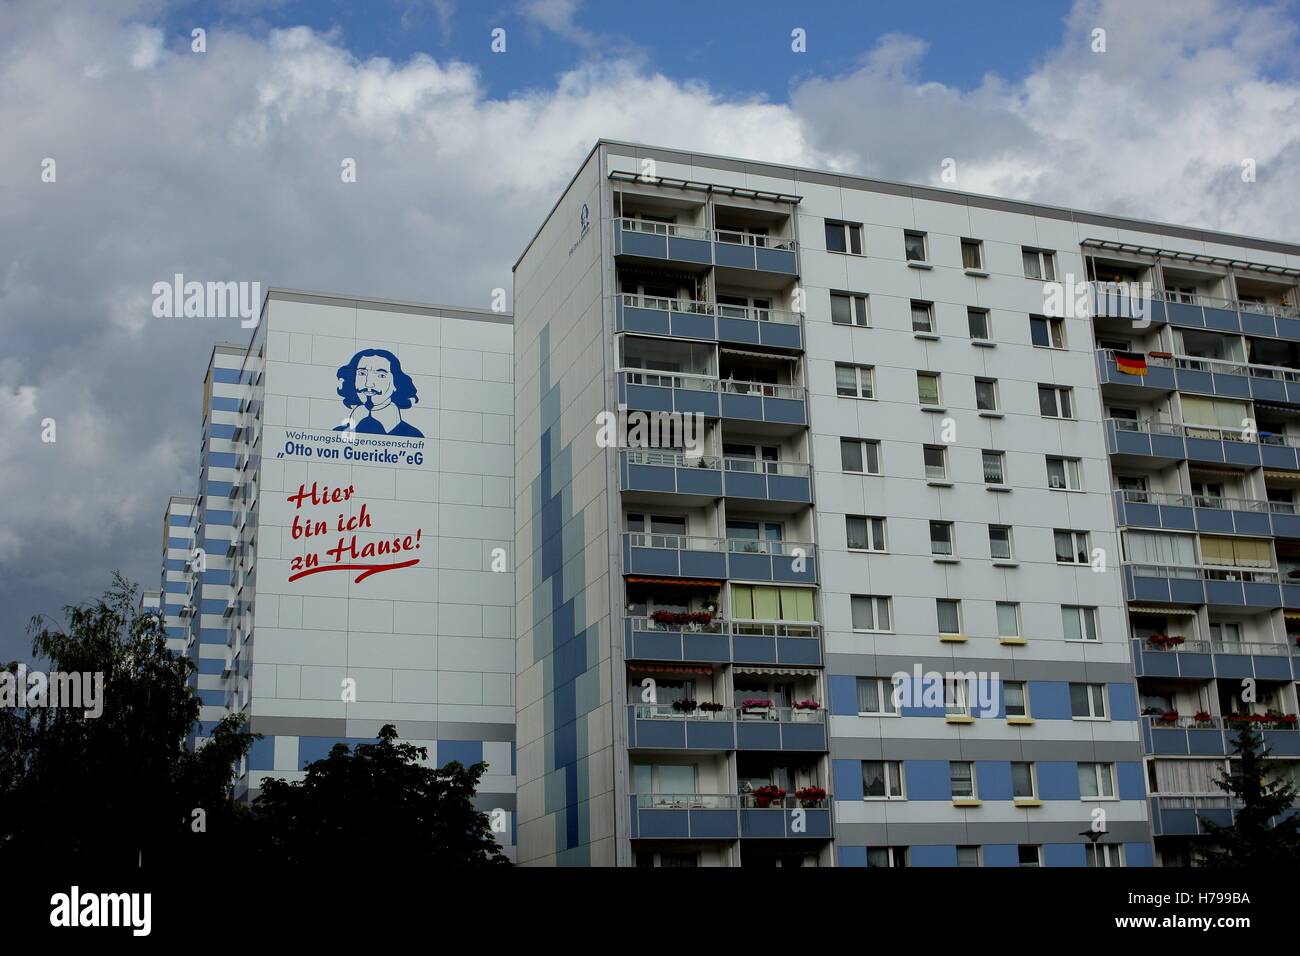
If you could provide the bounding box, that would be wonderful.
[618,218,709,240]
[1153,288,1300,320]
[1126,562,1280,584]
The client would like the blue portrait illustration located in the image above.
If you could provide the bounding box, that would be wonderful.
[333,348,423,438]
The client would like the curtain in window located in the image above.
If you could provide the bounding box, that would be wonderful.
[1125,530,1196,566]
[1181,396,1250,429]
[1200,536,1272,568]
[1152,760,1223,794]
[731,585,814,621]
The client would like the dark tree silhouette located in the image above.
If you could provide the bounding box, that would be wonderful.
[1199,724,1300,866]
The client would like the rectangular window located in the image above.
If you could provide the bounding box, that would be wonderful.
[1046,456,1082,490]
[1012,763,1037,800]
[982,450,1006,485]
[1039,384,1074,419]
[857,677,898,716]
[851,595,892,632]
[1004,681,1029,718]
[730,584,814,622]
[862,761,905,799]
[930,521,954,556]
[826,220,863,255]
[1070,682,1108,719]
[1017,844,1042,867]
[905,231,928,262]
[989,526,1013,561]
[975,377,998,411]
[1078,762,1116,799]
[1029,315,1066,349]
[924,445,948,481]
[866,846,908,867]
[1062,605,1099,642]
[956,845,981,867]
[917,371,941,405]
[1087,844,1123,868]
[836,363,875,399]
[1022,248,1057,281]
[831,291,870,327]
[967,307,990,340]
[912,300,935,333]
[961,239,984,271]
[1054,530,1090,564]
[950,761,976,799]
[840,438,881,474]
[937,599,962,635]
[996,601,1021,638]
[847,515,887,552]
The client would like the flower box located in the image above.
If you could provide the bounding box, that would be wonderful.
[794,786,826,808]
[751,785,786,809]
[791,699,821,722]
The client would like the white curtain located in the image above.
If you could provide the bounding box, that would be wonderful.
[1153,760,1224,794]
[1125,531,1197,566]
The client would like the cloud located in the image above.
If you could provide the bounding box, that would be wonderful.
[1,0,1299,661]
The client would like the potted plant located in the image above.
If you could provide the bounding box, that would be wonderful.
[741,697,773,719]
[698,700,725,715]
[671,698,698,714]
[1141,706,1162,717]
[795,786,827,808]
[1159,709,1179,725]
[791,699,821,722]
[751,785,786,809]
[1193,710,1213,726]
[1148,633,1169,648]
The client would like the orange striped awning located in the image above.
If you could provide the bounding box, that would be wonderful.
[626,576,723,587]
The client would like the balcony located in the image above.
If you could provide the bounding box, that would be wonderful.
[625,704,828,752]
[1149,794,1238,836]
[613,219,799,277]
[1104,418,1294,469]
[1097,349,1300,403]
[624,616,823,666]
[1131,636,1298,680]
[1142,713,1300,756]
[615,294,804,351]
[1123,562,1286,608]
[1112,489,1300,538]
[1159,289,1300,343]
[619,450,812,505]
[628,793,832,840]
[622,533,818,584]
[619,371,808,429]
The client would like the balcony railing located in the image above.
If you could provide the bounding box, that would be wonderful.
[1143,714,1222,730]
[634,792,738,809]
[633,704,826,724]
[619,218,710,240]
[625,531,726,552]
[626,615,821,640]
[712,228,798,252]
[625,449,722,470]
[1115,488,1275,512]
[1154,793,1238,811]
[1155,288,1300,320]
[726,538,814,558]
[617,293,803,326]
[721,457,812,478]
[1127,563,1280,584]
[620,370,806,402]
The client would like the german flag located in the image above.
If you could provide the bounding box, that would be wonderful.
[1114,351,1148,376]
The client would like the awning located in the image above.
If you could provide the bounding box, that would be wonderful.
[628,662,715,675]
[1265,470,1300,481]
[626,576,722,587]
[720,347,798,362]
[1128,605,1198,616]
[732,666,822,677]
[1285,611,1300,621]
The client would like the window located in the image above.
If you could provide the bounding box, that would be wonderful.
[967,307,990,340]
[956,845,981,867]
[857,677,898,716]
[831,291,870,326]
[1039,384,1074,419]
[923,445,948,481]
[1123,530,1197,566]
[1087,844,1124,868]
[826,220,863,255]
[937,599,962,635]
[930,521,954,556]
[1054,530,1090,564]
[1029,315,1066,349]
[950,761,976,798]
[840,438,880,474]
[982,450,1006,485]
[946,679,972,717]
[730,584,814,622]
[1070,682,1108,719]
[866,846,908,867]
[1046,456,1082,490]
[1078,762,1116,799]
[1062,606,1100,642]
[851,595,892,632]
[836,363,875,399]
[917,371,942,405]
[904,231,928,262]
[847,515,887,552]
[1004,681,1029,718]
[1017,844,1042,867]
[863,761,905,799]
[1011,762,1037,799]
[974,377,998,412]
[996,602,1021,639]
[1022,247,1057,281]
[961,239,984,271]
[911,300,935,333]
[989,526,1013,561]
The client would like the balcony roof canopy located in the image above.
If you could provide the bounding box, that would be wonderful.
[611,170,802,205]
[1081,238,1300,279]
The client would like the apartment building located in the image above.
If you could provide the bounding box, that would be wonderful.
[513,140,1295,868]
[153,289,518,858]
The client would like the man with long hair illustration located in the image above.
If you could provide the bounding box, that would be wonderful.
[333,348,423,437]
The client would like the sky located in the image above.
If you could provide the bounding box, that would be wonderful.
[3,0,1300,662]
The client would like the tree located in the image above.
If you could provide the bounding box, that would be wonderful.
[0,574,257,866]
[1198,724,1300,866]
[251,724,510,866]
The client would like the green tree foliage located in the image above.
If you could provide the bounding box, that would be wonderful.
[1199,724,1300,866]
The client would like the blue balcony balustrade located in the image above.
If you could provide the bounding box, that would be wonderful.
[1096,350,1177,392]
[613,218,799,276]
[1131,636,1298,680]
[1123,562,1283,607]
[625,703,828,752]
[628,793,831,840]
[621,533,817,584]
[1088,282,1168,325]
[614,294,805,350]
[1142,713,1300,757]
[623,615,823,666]
[1160,289,1300,343]
[617,450,811,504]
[618,371,808,427]
[1104,418,1295,468]
[721,457,812,504]
[1149,794,1238,836]
[1112,489,1283,536]
[719,379,808,427]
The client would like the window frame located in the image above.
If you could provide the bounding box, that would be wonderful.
[936,598,962,636]
[989,525,1014,561]
[917,370,942,406]
[1021,247,1057,281]
[1078,761,1117,800]
[961,239,984,271]
[840,437,881,474]
[826,219,864,256]
[930,520,955,557]
[1062,605,1100,643]
[1070,681,1109,720]
[851,594,893,633]
[1038,384,1075,419]
[923,444,949,481]
[830,290,871,327]
[904,230,929,263]
[1046,456,1083,491]
[856,677,899,717]
[982,449,1007,485]
[1054,529,1091,565]
[1011,762,1038,800]
[949,760,977,799]
[835,363,876,400]
[1029,314,1066,350]
[846,514,888,553]
[996,601,1021,639]
[862,760,906,800]
[1004,680,1030,718]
